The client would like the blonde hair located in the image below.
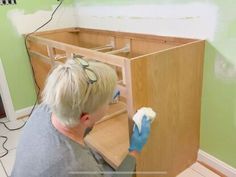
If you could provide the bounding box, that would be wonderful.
[42,59,117,127]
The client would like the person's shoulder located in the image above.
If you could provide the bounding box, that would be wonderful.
[37,103,51,112]
[30,103,51,117]
[24,103,52,128]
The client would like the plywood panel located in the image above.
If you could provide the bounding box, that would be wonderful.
[130,40,205,177]
[96,102,127,124]
[172,41,204,175]
[27,40,49,57]
[78,28,196,44]
[85,112,129,169]
[36,28,197,59]
[30,55,52,94]
[77,32,114,48]
[131,39,178,57]
[41,31,80,46]
[130,50,175,177]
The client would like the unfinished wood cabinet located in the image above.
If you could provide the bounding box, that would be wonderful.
[26,28,205,177]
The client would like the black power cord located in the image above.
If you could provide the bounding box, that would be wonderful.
[0,122,26,158]
[0,0,64,159]
[0,136,8,158]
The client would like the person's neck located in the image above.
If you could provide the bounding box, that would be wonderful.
[51,113,85,146]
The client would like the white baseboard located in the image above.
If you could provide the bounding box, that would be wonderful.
[198,149,236,177]
[15,105,37,119]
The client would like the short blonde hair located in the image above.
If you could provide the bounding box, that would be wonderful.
[42,58,117,127]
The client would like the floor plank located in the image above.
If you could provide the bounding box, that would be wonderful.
[177,168,204,177]
[191,162,220,177]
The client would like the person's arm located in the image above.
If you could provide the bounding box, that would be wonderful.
[129,150,139,159]
[113,116,151,177]
[113,153,136,177]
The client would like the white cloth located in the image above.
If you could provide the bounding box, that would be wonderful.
[132,107,157,134]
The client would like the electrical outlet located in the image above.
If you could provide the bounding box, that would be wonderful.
[0,0,17,5]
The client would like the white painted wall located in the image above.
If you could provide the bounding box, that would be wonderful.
[73,2,236,80]
[74,3,218,41]
[7,5,77,35]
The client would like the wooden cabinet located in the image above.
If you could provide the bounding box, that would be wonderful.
[26,28,205,177]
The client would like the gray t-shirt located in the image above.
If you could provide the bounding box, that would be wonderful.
[11,104,135,177]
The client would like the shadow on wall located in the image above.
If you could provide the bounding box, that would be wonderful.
[214,51,236,81]
[200,42,236,168]
[0,95,6,119]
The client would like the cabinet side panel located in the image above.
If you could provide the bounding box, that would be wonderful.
[172,41,205,175]
[130,40,205,177]
[130,54,177,177]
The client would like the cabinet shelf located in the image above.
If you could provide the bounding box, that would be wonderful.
[85,112,129,169]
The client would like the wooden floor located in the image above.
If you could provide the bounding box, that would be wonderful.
[177,162,220,177]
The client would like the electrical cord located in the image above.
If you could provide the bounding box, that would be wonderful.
[24,0,64,116]
[25,0,64,91]
[0,136,8,158]
[0,121,26,158]
[0,0,64,159]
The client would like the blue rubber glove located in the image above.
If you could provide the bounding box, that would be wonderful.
[129,115,151,152]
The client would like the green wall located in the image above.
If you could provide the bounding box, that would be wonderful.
[0,0,74,110]
[74,0,236,168]
[201,43,236,167]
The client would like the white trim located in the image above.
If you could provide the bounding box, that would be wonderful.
[15,105,36,119]
[198,149,236,177]
[0,58,16,121]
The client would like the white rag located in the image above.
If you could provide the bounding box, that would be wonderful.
[132,107,157,134]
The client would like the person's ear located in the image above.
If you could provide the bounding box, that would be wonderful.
[80,113,91,126]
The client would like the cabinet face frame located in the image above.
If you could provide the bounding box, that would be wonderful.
[26,28,205,176]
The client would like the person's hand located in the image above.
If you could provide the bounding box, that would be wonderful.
[129,115,151,152]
